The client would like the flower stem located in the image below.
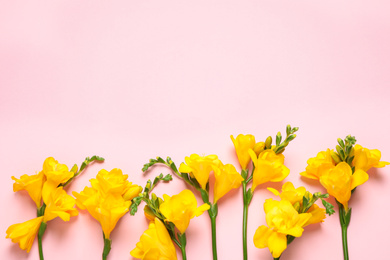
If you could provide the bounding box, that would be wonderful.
[178,233,187,260]
[210,214,218,260]
[38,222,47,260]
[242,181,248,260]
[338,203,350,260]
[208,203,218,260]
[102,233,112,260]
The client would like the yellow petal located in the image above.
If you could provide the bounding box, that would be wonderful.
[12,171,45,208]
[230,134,256,170]
[6,216,44,253]
[213,164,243,203]
[351,169,369,190]
[253,225,274,248]
[130,218,177,260]
[268,232,287,258]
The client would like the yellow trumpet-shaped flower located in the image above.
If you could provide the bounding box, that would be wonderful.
[253,199,311,258]
[41,157,74,202]
[12,171,45,207]
[353,144,389,172]
[231,134,256,170]
[43,187,78,222]
[300,149,335,180]
[212,163,243,203]
[131,218,178,260]
[73,188,131,239]
[249,149,289,191]
[178,154,221,190]
[267,182,326,226]
[160,189,210,234]
[319,162,368,210]
[267,182,307,206]
[42,157,74,186]
[6,216,44,253]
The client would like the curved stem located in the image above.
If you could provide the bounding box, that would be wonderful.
[242,181,248,260]
[38,222,47,260]
[102,234,112,260]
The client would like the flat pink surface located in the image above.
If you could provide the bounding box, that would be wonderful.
[1,1,389,260]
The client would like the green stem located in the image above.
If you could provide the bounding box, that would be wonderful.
[102,233,112,260]
[242,181,248,260]
[37,222,47,260]
[210,214,218,260]
[180,245,187,260]
[178,233,187,260]
[338,205,350,260]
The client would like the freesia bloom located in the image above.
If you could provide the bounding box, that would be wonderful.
[41,157,75,202]
[230,134,256,170]
[73,187,131,238]
[249,149,289,191]
[268,182,326,226]
[159,189,210,234]
[353,144,389,172]
[12,171,45,207]
[43,187,78,222]
[90,168,140,197]
[131,218,177,260]
[300,149,335,180]
[178,154,221,189]
[253,199,311,258]
[6,216,44,253]
[319,162,368,210]
[212,163,243,203]
[42,157,74,186]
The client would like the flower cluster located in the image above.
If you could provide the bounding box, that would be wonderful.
[300,136,389,210]
[6,156,102,254]
[73,168,141,238]
[300,136,389,260]
[131,189,209,259]
[253,182,332,258]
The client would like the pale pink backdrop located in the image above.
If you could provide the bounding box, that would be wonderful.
[1,1,389,260]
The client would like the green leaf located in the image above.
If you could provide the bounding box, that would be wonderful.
[321,199,335,216]
[162,174,173,181]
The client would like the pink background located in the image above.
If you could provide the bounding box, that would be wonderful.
[1,1,389,259]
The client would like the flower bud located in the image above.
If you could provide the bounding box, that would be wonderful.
[330,151,341,164]
[265,136,272,149]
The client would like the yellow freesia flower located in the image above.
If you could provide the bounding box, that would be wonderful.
[253,199,311,258]
[41,157,74,202]
[91,168,130,196]
[248,149,289,191]
[73,188,131,238]
[300,149,335,180]
[267,182,326,226]
[159,189,210,234]
[131,218,177,260]
[42,157,74,186]
[12,171,45,207]
[6,216,44,253]
[353,144,389,172]
[230,134,256,170]
[178,154,221,189]
[212,163,243,203]
[43,187,78,222]
[319,162,368,210]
